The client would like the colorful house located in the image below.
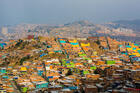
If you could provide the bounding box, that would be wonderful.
[36,82,48,89]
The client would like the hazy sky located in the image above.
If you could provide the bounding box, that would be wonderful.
[0,0,140,26]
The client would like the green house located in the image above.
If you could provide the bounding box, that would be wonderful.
[21,87,28,93]
[83,70,89,75]
[106,60,115,65]
[90,66,96,70]
[79,54,86,57]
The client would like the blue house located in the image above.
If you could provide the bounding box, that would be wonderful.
[0,68,6,75]
[36,82,48,89]
[0,43,7,49]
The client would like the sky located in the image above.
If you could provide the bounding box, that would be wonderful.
[0,0,140,26]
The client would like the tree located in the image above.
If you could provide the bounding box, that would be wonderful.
[94,68,104,76]
[66,69,72,76]
[96,40,100,45]
[19,55,30,65]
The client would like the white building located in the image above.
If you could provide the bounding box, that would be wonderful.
[1,27,8,35]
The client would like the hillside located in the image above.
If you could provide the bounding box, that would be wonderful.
[105,19,140,32]
[0,20,140,42]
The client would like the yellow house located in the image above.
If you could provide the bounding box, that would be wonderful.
[20,67,27,72]
[81,43,90,47]
[69,40,77,43]
[49,52,54,54]
[93,51,97,55]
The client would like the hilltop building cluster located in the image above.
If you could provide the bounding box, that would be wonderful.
[0,36,140,93]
